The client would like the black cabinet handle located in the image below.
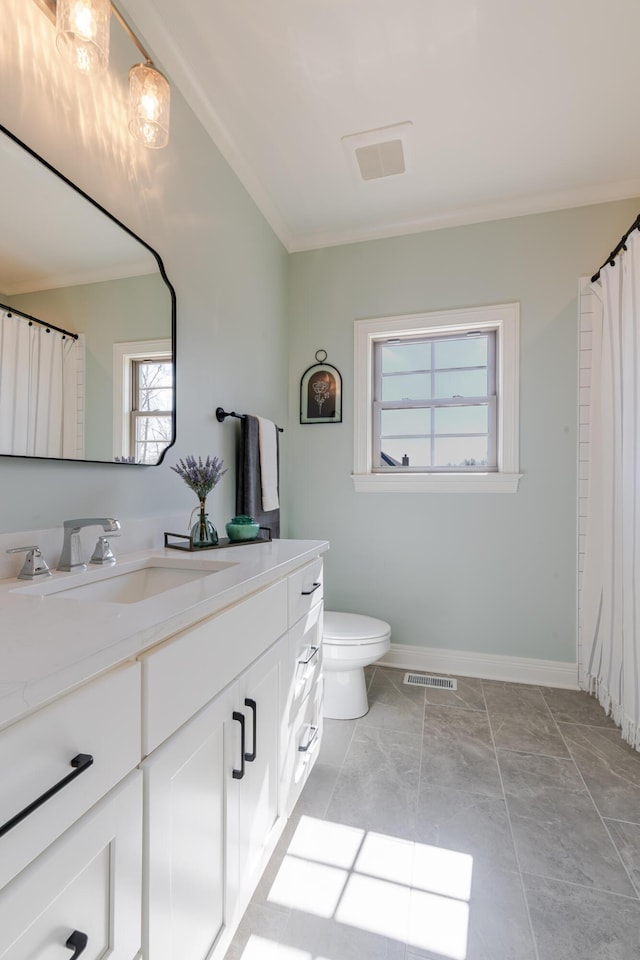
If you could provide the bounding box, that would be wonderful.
[244,698,257,762]
[298,724,319,753]
[0,754,94,839]
[301,582,321,596]
[65,930,88,959]
[232,711,245,780]
[298,645,319,666]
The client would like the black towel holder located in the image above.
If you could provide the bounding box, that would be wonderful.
[216,407,284,433]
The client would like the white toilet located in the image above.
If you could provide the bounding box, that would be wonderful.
[322,611,391,720]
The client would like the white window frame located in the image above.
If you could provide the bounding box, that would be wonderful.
[353,303,521,493]
[113,339,172,461]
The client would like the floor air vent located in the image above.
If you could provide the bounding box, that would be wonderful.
[404,673,457,691]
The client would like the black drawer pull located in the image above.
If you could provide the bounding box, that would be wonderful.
[0,753,94,839]
[298,724,319,753]
[301,581,321,596]
[232,711,245,780]
[298,645,319,666]
[65,930,88,959]
[244,698,257,763]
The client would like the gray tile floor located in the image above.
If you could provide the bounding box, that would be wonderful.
[224,667,640,960]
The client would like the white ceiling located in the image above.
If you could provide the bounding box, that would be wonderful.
[123,0,640,252]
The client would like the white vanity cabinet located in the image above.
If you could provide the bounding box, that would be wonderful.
[141,559,324,960]
[0,542,327,960]
[0,664,143,960]
[140,580,294,960]
[143,635,288,960]
[0,772,142,960]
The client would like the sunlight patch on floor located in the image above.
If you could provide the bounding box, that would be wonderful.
[237,936,311,960]
[262,815,472,959]
[268,856,347,917]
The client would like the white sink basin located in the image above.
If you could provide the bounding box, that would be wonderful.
[12,557,235,604]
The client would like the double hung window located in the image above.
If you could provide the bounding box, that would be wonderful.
[374,331,496,472]
[353,303,521,493]
[130,357,173,464]
[113,338,174,464]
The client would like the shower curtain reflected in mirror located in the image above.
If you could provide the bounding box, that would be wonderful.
[582,234,640,752]
[0,309,83,458]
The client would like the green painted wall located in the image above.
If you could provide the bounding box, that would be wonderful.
[287,200,640,663]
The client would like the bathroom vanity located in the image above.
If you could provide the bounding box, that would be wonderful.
[0,538,327,960]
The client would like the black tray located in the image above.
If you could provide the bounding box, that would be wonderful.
[164,527,272,552]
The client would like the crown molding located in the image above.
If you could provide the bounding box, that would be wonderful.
[287,178,640,252]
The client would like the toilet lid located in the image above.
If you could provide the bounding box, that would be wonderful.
[323,611,391,644]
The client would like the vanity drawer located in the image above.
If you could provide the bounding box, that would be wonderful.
[0,663,141,891]
[287,602,323,721]
[141,579,288,755]
[0,772,142,960]
[285,681,323,817]
[288,557,324,627]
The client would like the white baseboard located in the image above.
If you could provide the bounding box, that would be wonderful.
[379,642,578,690]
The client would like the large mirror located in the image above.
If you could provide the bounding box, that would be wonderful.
[0,125,176,465]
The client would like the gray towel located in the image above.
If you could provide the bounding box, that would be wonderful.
[236,414,280,538]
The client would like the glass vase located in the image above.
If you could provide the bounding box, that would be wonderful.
[191,499,218,547]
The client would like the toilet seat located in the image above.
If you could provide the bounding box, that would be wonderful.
[323,612,390,644]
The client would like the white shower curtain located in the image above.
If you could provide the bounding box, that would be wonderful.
[0,309,79,458]
[581,229,640,751]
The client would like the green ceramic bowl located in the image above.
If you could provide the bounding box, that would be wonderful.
[225,515,260,542]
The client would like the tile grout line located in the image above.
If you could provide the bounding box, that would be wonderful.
[480,678,542,960]
[373,668,430,959]
[602,814,640,827]
[550,709,640,901]
[318,665,402,814]
[318,718,358,818]
[416,674,427,863]
[519,867,640,903]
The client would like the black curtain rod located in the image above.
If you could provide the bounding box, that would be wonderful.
[0,301,79,341]
[591,213,640,283]
[215,406,284,433]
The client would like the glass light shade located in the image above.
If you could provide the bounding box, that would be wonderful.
[56,0,111,75]
[128,63,171,149]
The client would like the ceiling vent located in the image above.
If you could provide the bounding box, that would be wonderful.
[342,122,413,182]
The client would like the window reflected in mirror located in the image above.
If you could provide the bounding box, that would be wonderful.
[114,342,173,464]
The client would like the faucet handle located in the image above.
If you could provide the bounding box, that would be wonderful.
[6,545,52,580]
[90,536,117,565]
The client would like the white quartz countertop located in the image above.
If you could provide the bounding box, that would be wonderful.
[0,538,328,733]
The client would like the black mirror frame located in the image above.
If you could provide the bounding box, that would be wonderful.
[0,123,177,467]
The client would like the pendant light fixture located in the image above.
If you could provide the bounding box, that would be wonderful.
[128,61,171,150]
[38,0,171,148]
[55,0,111,74]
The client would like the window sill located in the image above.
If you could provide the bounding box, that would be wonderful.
[351,472,522,494]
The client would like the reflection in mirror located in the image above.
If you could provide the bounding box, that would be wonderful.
[0,124,176,464]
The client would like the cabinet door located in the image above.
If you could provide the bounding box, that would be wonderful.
[143,686,235,960]
[0,772,142,960]
[232,638,287,917]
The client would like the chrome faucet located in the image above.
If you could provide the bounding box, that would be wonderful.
[58,518,121,572]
